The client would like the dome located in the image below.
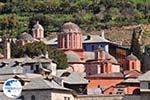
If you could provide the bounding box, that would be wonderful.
[126,53,138,60]
[105,53,118,64]
[33,21,44,30]
[18,32,34,41]
[65,51,81,62]
[60,22,82,33]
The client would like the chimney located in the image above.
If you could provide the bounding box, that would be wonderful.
[4,39,11,59]
[101,30,105,39]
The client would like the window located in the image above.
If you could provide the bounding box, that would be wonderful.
[30,65,34,70]
[148,83,150,89]
[132,62,135,69]
[31,95,35,100]
[64,96,70,100]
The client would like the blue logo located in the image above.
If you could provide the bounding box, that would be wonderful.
[3,79,22,98]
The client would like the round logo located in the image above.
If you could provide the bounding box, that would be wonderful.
[3,78,22,98]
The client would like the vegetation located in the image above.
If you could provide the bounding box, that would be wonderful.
[0,0,149,36]
[130,26,144,58]
[11,41,68,69]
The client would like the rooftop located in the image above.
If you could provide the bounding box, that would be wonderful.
[33,21,44,30]
[138,71,150,81]
[87,72,124,78]
[18,32,34,41]
[62,72,88,84]
[60,22,82,33]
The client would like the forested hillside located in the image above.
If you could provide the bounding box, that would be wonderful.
[0,0,150,36]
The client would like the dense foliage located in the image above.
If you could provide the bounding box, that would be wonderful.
[11,41,68,69]
[0,0,149,36]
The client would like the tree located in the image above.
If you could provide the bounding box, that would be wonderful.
[130,26,144,58]
[28,14,50,33]
[11,41,68,69]
[0,14,18,36]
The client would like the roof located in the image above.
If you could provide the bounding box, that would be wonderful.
[60,22,82,33]
[0,65,23,75]
[56,69,67,77]
[18,32,34,41]
[65,51,81,62]
[124,70,141,78]
[62,72,88,84]
[84,52,95,61]
[83,35,109,43]
[126,53,138,60]
[87,72,124,78]
[138,71,150,81]
[23,78,69,91]
[122,78,139,83]
[0,75,14,81]
[105,53,118,64]
[0,93,16,100]
[33,21,44,30]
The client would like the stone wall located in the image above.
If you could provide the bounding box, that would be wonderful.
[75,95,141,100]
[21,90,51,100]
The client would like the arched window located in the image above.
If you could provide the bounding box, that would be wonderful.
[31,95,35,100]
[132,62,135,69]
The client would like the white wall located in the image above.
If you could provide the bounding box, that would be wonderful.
[51,91,74,100]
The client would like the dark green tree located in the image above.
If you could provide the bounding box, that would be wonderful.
[130,26,144,58]
[28,14,50,34]
[12,41,68,69]
[0,14,18,36]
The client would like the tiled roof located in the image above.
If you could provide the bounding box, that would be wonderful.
[60,22,82,33]
[105,53,118,64]
[23,78,68,90]
[33,21,44,30]
[18,32,34,40]
[124,70,141,78]
[0,65,23,75]
[126,53,138,60]
[87,72,124,78]
[138,71,150,81]
[122,78,139,83]
[83,35,109,43]
[62,72,88,84]
[0,93,16,100]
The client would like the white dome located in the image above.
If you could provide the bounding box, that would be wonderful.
[33,21,44,30]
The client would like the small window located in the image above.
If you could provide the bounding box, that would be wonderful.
[30,65,34,70]
[31,95,35,100]
[132,62,135,69]
[64,97,70,100]
[148,83,150,89]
